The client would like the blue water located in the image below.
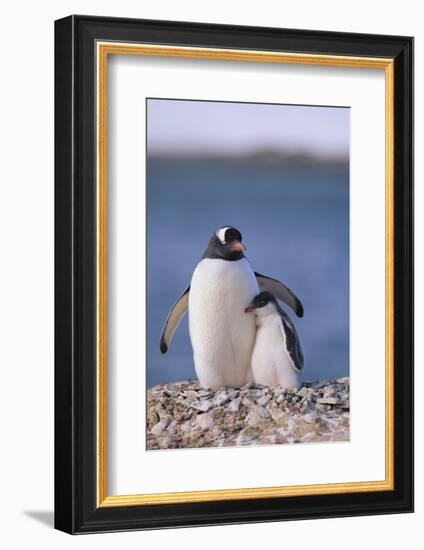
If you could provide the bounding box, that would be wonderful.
[146,159,349,387]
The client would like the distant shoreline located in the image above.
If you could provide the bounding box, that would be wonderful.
[147,150,349,168]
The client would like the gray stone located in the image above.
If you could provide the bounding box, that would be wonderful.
[189,399,213,412]
[270,407,288,426]
[214,390,231,407]
[197,390,214,399]
[316,397,340,405]
[196,412,214,430]
[236,427,259,444]
[150,417,170,436]
[184,390,199,401]
[250,403,271,418]
[323,387,337,399]
[227,396,242,412]
[301,398,315,413]
[297,386,310,398]
[257,394,271,407]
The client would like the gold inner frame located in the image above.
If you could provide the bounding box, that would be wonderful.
[96,42,395,508]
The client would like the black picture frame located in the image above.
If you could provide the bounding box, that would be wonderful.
[55,14,414,534]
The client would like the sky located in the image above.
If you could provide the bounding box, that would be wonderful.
[147,98,350,159]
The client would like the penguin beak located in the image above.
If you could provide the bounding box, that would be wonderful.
[244,305,256,313]
[230,241,245,252]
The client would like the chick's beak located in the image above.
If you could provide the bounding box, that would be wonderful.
[244,306,256,313]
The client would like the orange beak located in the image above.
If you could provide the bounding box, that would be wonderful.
[230,241,245,252]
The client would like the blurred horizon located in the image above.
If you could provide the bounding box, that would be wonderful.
[147,98,349,160]
[148,147,348,165]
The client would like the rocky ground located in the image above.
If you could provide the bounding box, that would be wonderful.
[147,378,350,450]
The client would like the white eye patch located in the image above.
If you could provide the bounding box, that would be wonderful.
[216,227,230,244]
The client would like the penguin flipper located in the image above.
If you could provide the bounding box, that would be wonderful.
[254,272,304,318]
[160,286,190,353]
[279,309,304,372]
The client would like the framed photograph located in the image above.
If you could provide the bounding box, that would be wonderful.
[54,15,413,534]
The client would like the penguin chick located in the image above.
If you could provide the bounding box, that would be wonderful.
[245,291,304,389]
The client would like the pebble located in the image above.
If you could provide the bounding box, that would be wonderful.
[247,411,264,428]
[189,399,213,412]
[317,397,340,405]
[214,390,231,407]
[227,396,242,412]
[236,427,259,444]
[257,394,271,407]
[196,412,214,430]
[297,386,310,398]
[150,417,170,436]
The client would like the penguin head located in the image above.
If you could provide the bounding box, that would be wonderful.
[245,291,278,316]
[203,226,246,261]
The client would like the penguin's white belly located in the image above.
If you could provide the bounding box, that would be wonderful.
[189,258,259,389]
[251,317,300,389]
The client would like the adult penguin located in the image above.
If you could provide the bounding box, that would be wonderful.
[160,226,303,389]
